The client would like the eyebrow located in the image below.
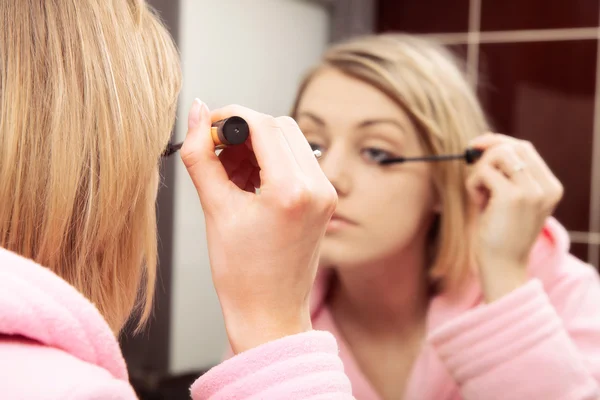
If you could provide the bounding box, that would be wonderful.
[296,111,407,133]
[296,111,326,126]
[358,119,406,132]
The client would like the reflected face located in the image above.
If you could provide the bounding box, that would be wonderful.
[295,68,438,269]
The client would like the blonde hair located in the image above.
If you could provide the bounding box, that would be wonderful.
[291,34,489,292]
[0,0,182,332]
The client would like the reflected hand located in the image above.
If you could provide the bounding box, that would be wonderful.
[180,100,337,353]
[466,133,564,302]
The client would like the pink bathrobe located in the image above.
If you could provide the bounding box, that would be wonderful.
[306,217,600,399]
[0,247,353,399]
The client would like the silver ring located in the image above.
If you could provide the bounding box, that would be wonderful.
[313,149,322,159]
[512,163,525,174]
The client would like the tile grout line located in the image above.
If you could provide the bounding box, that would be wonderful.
[588,24,600,267]
[570,231,600,245]
[421,27,598,45]
[467,0,481,87]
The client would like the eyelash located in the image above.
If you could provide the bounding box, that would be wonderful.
[308,142,323,154]
[308,142,396,165]
[361,148,394,164]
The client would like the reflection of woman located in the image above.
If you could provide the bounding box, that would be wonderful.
[289,34,600,399]
[0,1,352,398]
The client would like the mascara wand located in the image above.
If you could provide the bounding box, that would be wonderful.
[379,148,484,166]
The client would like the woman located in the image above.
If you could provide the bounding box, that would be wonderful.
[0,1,353,399]
[290,33,600,399]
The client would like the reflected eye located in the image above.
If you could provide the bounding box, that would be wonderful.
[308,142,324,153]
[361,147,393,164]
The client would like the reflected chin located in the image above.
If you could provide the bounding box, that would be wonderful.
[319,238,365,270]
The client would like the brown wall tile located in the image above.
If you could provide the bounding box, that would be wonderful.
[570,242,590,263]
[478,40,597,232]
[590,245,599,268]
[376,0,470,33]
[481,0,599,31]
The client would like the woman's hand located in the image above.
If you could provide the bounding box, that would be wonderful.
[180,100,337,354]
[466,133,564,302]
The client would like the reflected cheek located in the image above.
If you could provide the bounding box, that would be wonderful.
[362,195,429,242]
[322,179,436,260]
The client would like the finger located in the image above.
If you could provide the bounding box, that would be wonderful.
[468,132,512,150]
[466,177,489,209]
[470,133,563,208]
[180,99,229,206]
[466,163,512,206]
[470,133,547,183]
[276,116,324,179]
[274,116,337,214]
[514,141,563,203]
[482,145,553,213]
[211,105,302,185]
[480,144,532,186]
[250,167,261,189]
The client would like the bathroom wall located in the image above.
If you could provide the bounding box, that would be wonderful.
[377,0,600,268]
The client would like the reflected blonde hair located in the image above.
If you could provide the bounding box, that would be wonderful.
[291,34,489,293]
[0,0,182,332]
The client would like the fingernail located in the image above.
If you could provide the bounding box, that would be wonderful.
[188,98,202,130]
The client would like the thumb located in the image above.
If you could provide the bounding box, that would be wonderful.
[180,99,229,208]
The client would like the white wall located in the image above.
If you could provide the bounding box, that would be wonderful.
[170,0,330,374]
